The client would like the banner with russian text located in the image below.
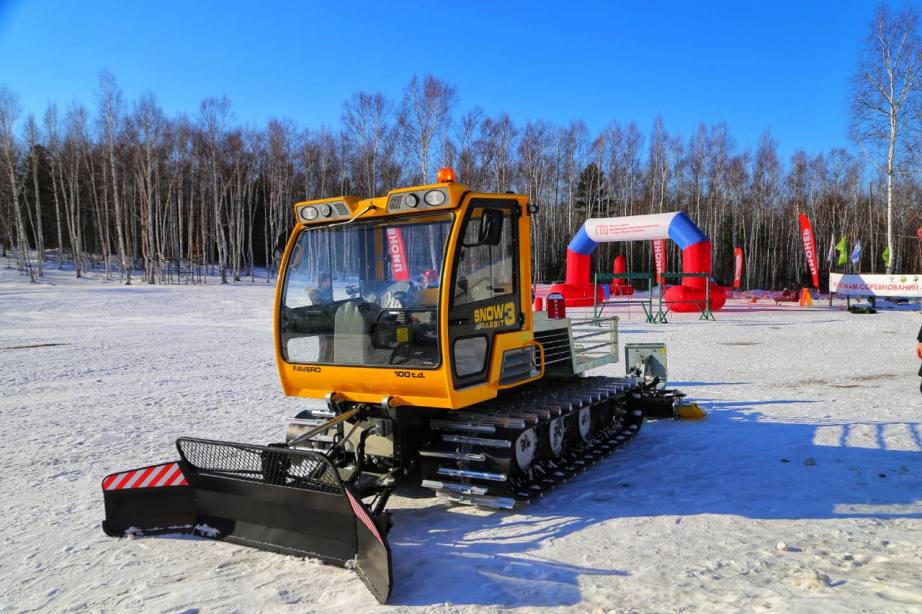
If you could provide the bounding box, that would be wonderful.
[385,228,410,281]
[733,247,743,289]
[799,214,820,289]
[652,239,666,284]
[829,273,922,297]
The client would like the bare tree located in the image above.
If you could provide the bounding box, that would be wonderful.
[200,96,232,283]
[453,107,484,186]
[646,116,670,215]
[129,92,165,283]
[398,75,456,269]
[850,4,922,273]
[398,75,456,183]
[24,115,44,276]
[480,113,517,192]
[264,118,297,279]
[0,87,34,280]
[43,104,66,270]
[342,92,391,197]
[98,71,133,283]
[63,103,89,277]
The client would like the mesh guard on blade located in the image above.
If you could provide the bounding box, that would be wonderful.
[176,437,342,494]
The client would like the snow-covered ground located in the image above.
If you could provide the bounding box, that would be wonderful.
[1,260,921,613]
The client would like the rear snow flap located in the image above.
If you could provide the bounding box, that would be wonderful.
[100,438,393,604]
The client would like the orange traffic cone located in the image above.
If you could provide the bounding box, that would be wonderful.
[799,288,813,307]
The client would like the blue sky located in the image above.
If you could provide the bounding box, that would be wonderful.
[0,1,908,159]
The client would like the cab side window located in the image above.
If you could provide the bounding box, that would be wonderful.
[453,207,515,306]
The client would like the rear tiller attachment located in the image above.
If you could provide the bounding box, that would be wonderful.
[101,437,393,603]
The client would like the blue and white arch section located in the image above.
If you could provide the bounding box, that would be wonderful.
[551,211,725,311]
[567,212,707,255]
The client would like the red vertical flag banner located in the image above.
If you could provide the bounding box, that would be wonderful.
[798,214,820,289]
[385,227,409,281]
[652,239,666,284]
[733,247,744,289]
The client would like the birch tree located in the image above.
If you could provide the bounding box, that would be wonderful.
[24,115,44,276]
[398,75,456,183]
[0,88,34,280]
[850,4,922,273]
[200,96,231,283]
[98,71,132,283]
[43,104,67,269]
[398,75,456,269]
[342,92,391,197]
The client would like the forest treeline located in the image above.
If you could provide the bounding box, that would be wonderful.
[0,69,920,289]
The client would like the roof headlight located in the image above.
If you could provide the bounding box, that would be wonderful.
[301,206,319,221]
[424,190,446,206]
[320,204,333,217]
[404,193,419,208]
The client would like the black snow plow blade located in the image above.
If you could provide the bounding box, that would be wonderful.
[101,437,392,603]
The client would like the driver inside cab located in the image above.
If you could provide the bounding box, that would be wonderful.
[419,268,438,289]
[308,273,333,305]
[413,268,439,306]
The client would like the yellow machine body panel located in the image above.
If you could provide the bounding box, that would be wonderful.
[274,181,540,410]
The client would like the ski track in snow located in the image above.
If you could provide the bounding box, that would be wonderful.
[1,262,921,613]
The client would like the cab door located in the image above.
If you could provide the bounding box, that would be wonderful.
[447,198,522,388]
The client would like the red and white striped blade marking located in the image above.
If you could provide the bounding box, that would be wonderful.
[102,462,188,491]
[345,489,383,545]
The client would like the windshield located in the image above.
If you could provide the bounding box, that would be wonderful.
[280,213,452,368]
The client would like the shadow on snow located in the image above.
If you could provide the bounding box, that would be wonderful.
[390,398,922,606]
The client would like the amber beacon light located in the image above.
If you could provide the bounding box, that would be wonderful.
[436,167,457,183]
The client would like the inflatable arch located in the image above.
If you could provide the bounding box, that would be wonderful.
[549,212,726,312]
[610,255,634,296]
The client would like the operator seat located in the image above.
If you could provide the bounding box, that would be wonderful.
[333,301,371,364]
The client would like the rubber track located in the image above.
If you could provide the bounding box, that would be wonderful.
[418,376,645,509]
